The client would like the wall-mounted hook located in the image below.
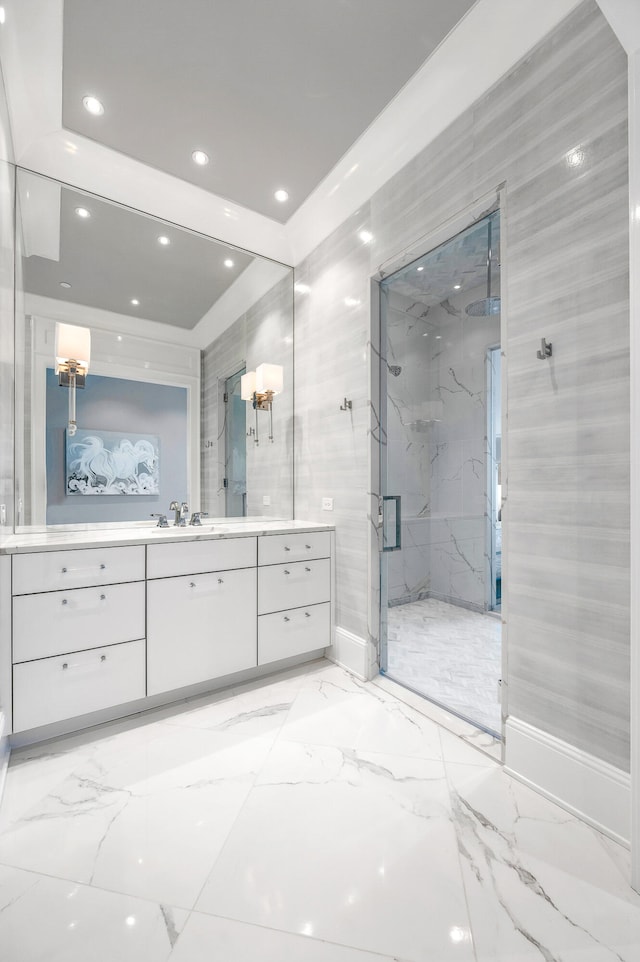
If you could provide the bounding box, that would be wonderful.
[536,337,552,360]
[340,398,353,411]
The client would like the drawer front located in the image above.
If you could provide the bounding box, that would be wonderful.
[258,558,330,615]
[12,639,146,733]
[147,537,256,579]
[258,602,330,665]
[13,545,145,595]
[258,531,331,566]
[13,581,145,663]
[147,567,257,696]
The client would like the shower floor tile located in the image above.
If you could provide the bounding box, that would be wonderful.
[386,597,501,734]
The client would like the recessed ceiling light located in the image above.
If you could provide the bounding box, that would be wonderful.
[60,282,72,289]
[75,207,91,219]
[435,335,442,339]
[417,266,424,272]
[0,8,6,25]
[192,150,209,166]
[223,258,234,268]
[359,230,373,244]
[117,335,123,342]
[274,189,289,203]
[82,95,104,116]
[566,146,585,168]
[157,235,170,246]
[131,298,140,306]
[453,283,461,290]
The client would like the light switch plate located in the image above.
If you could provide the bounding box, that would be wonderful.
[322,497,333,511]
[262,495,271,506]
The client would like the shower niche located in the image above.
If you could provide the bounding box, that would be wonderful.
[380,210,503,736]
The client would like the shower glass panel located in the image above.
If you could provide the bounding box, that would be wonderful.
[224,367,247,517]
[380,212,502,737]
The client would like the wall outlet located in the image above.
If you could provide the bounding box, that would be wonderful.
[0,504,5,525]
[262,495,271,506]
[322,497,334,511]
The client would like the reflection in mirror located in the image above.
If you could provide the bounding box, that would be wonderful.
[14,168,293,530]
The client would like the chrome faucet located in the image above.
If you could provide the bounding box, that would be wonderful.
[189,511,209,526]
[169,500,189,526]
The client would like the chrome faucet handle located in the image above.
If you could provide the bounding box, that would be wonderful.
[190,511,209,526]
[150,513,169,528]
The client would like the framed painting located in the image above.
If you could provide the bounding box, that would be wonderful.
[66,429,160,495]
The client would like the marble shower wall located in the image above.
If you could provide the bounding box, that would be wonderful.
[294,1,630,771]
[384,283,500,610]
[201,274,293,519]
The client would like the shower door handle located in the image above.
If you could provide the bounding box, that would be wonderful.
[382,495,402,552]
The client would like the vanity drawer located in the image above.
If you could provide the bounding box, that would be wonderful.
[12,581,145,663]
[258,558,330,614]
[12,639,146,733]
[147,567,257,695]
[12,545,145,595]
[258,602,330,665]
[147,537,256,579]
[258,531,331,566]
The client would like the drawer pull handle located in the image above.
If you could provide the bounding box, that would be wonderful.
[189,582,196,588]
[305,544,311,549]
[60,563,107,575]
[61,598,68,606]
[284,569,290,575]
[305,567,311,572]
[62,662,68,670]
[100,594,106,601]
[284,546,290,552]
[101,654,107,662]
[284,616,290,622]
[218,578,223,584]
[305,611,311,618]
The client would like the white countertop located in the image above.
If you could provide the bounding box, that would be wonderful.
[0,518,334,554]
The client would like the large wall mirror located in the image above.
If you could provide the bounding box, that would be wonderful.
[14,168,293,531]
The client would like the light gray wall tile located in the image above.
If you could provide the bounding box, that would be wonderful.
[294,1,630,770]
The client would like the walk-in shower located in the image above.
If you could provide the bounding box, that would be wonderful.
[379,211,503,736]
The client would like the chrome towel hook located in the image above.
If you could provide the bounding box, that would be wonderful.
[536,337,552,360]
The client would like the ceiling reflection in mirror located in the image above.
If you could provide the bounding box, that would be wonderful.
[14,168,294,530]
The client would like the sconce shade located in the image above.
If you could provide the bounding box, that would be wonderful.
[55,322,91,373]
[256,363,283,395]
[240,370,256,400]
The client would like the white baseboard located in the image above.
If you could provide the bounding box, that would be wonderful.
[0,711,9,805]
[505,717,630,846]
[329,627,371,680]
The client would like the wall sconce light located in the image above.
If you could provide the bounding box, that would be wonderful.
[55,322,91,437]
[240,362,283,444]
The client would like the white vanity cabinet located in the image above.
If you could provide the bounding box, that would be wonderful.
[10,545,146,733]
[3,525,333,741]
[146,538,258,695]
[257,532,332,665]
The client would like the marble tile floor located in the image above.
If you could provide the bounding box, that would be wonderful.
[1,658,639,961]
[387,597,502,736]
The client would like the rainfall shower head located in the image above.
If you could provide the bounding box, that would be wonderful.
[388,365,402,377]
[465,217,501,318]
[465,296,501,317]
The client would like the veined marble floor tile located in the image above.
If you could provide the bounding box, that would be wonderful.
[0,722,273,909]
[0,659,638,962]
[446,762,640,961]
[280,663,445,759]
[196,739,473,962]
[169,912,404,962]
[387,597,502,734]
[0,864,187,961]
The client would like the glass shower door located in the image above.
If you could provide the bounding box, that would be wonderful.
[379,212,503,737]
[224,368,247,517]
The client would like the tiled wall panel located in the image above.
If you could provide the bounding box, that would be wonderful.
[294,2,630,770]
